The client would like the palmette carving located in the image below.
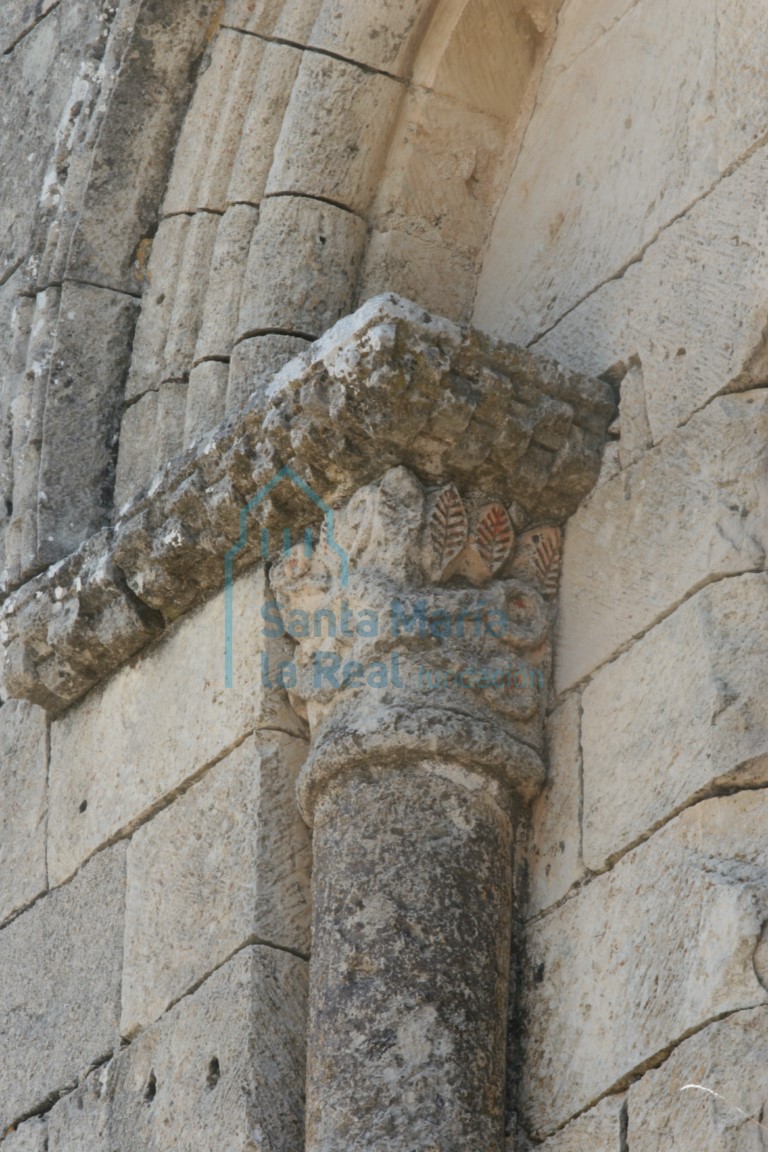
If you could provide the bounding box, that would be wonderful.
[474,503,515,577]
[507,526,562,599]
[449,497,516,586]
[269,467,555,754]
[425,487,563,595]
[429,484,468,580]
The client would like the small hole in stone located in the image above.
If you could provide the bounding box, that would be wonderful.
[144,1071,157,1103]
[79,800,88,813]
[534,962,546,985]
[676,347,687,357]
[318,235,327,245]
[207,1056,221,1090]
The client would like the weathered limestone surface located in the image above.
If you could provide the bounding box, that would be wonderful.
[184,361,230,447]
[0,0,109,283]
[195,204,260,363]
[309,0,433,75]
[274,464,562,1151]
[0,528,164,715]
[226,41,303,207]
[628,1008,768,1151]
[0,272,28,561]
[361,80,509,322]
[113,393,162,511]
[158,215,220,383]
[521,792,768,1138]
[266,54,402,215]
[162,29,267,217]
[536,143,768,442]
[1,1118,48,1152]
[0,0,219,581]
[112,294,609,616]
[308,766,515,1151]
[47,947,309,1152]
[222,0,324,42]
[526,690,585,914]
[0,701,48,927]
[237,195,367,339]
[62,0,220,295]
[0,2,60,55]
[361,227,477,322]
[0,845,126,1131]
[37,283,139,566]
[227,332,310,413]
[272,464,557,769]
[124,212,218,403]
[5,285,61,588]
[2,297,612,712]
[557,391,768,693]
[518,1094,626,1152]
[47,566,302,887]
[372,89,506,256]
[121,732,310,1035]
[474,0,768,348]
[124,214,187,402]
[582,574,768,870]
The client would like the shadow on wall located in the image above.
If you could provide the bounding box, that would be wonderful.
[361,0,565,322]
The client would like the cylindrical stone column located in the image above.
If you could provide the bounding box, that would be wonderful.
[301,749,534,1151]
[294,702,545,1152]
[269,465,555,1152]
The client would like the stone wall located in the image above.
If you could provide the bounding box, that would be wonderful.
[0,566,310,1146]
[2,0,768,1149]
[471,0,768,1146]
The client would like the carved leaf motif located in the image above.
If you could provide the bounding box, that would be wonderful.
[430,485,468,579]
[474,503,515,576]
[517,526,562,598]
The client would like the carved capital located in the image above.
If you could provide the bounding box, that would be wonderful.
[270,466,562,821]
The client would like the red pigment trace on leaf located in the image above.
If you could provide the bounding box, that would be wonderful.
[475,503,514,574]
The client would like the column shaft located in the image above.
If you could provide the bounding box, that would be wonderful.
[306,763,514,1152]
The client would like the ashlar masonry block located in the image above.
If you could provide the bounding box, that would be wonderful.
[48,566,302,887]
[121,732,310,1035]
[582,573,768,870]
[525,690,585,915]
[556,391,768,692]
[1,1117,48,1152]
[628,1008,768,1152]
[521,792,768,1138]
[0,845,126,1132]
[518,1094,626,1152]
[0,700,48,926]
[47,946,308,1152]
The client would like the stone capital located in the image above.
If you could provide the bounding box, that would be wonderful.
[270,465,562,822]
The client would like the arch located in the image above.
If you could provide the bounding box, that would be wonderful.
[113,0,564,511]
[2,0,220,587]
